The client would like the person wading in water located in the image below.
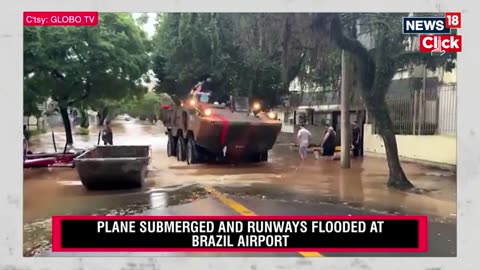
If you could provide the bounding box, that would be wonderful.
[101,120,113,145]
[296,125,312,161]
[321,126,337,160]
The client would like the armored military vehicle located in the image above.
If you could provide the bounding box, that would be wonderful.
[161,93,282,164]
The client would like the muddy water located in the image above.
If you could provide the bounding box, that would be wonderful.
[23,118,456,255]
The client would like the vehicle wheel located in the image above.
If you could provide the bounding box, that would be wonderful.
[249,151,268,163]
[82,181,101,191]
[186,138,200,165]
[176,138,186,162]
[82,183,95,191]
[167,134,177,157]
[258,151,268,162]
[132,177,144,189]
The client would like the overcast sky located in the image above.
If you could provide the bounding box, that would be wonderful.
[132,13,157,38]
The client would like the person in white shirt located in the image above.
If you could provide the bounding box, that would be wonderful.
[297,125,312,161]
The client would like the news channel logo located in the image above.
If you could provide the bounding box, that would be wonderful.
[402,13,462,55]
[402,17,450,34]
[402,13,461,34]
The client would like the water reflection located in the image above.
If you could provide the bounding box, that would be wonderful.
[23,118,457,256]
[149,192,167,209]
[337,169,364,206]
[24,119,456,235]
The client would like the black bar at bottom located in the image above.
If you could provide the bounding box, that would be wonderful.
[59,219,420,249]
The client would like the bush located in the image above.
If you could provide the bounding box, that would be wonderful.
[118,92,173,122]
[75,127,90,135]
[24,128,47,141]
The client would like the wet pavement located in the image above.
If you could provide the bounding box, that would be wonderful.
[23,118,457,257]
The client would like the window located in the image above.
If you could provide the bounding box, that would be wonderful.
[297,112,306,125]
[314,112,332,126]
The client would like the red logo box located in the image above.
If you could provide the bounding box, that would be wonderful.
[24,11,98,26]
[445,12,461,28]
[419,35,462,53]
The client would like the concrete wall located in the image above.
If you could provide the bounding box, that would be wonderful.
[276,111,294,133]
[363,124,456,167]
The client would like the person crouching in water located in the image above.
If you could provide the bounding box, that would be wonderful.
[101,120,113,145]
[296,125,312,161]
[321,126,337,160]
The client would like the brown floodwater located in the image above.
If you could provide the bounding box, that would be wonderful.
[23,118,457,255]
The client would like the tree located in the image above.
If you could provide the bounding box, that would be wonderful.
[152,13,243,101]
[149,13,456,190]
[118,91,173,122]
[312,13,456,189]
[24,29,52,122]
[151,13,334,107]
[24,13,150,145]
[23,84,45,119]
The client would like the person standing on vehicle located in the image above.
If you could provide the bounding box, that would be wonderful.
[190,81,202,95]
[101,120,113,145]
[321,126,337,160]
[200,77,212,92]
[297,125,312,161]
[194,77,212,94]
[191,78,213,98]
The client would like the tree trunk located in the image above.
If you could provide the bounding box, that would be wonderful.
[80,110,90,128]
[281,15,291,90]
[371,101,414,190]
[97,108,109,126]
[340,50,352,168]
[59,106,74,145]
[311,14,414,189]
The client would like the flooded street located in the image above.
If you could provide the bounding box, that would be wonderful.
[23,119,457,257]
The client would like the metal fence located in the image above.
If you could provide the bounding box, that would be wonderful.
[286,90,364,108]
[380,84,456,136]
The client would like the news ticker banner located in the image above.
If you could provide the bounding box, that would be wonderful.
[52,216,428,252]
[24,12,99,26]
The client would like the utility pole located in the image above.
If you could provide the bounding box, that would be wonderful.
[340,50,352,168]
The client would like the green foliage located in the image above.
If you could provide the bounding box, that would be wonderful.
[24,128,47,141]
[135,13,150,26]
[24,13,151,141]
[310,13,457,189]
[75,127,90,135]
[78,109,90,128]
[23,87,44,117]
[118,91,173,122]
[152,14,240,101]
[151,13,338,107]
[313,13,456,97]
[151,13,305,108]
